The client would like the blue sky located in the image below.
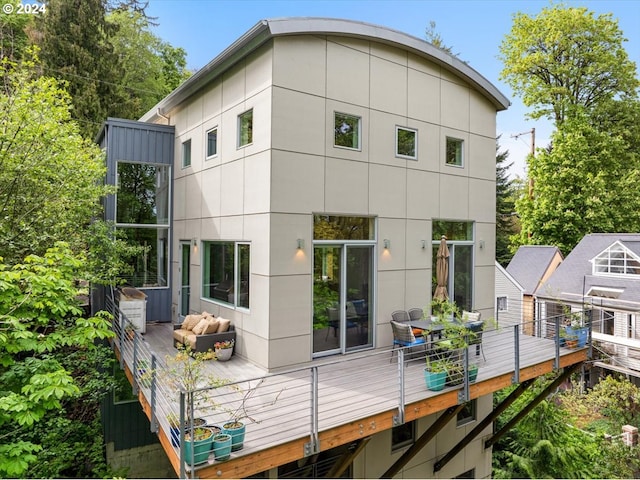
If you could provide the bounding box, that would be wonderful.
[146,0,640,179]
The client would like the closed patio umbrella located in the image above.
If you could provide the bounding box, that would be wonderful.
[433,235,450,301]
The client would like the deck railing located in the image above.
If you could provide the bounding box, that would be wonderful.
[105,297,590,477]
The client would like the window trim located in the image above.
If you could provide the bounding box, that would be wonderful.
[497,296,508,312]
[206,127,218,159]
[391,420,415,452]
[456,399,477,426]
[182,139,191,168]
[395,126,418,160]
[334,111,361,151]
[238,109,253,148]
[445,136,464,167]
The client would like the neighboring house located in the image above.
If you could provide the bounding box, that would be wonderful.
[494,260,524,327]
[536,233,640,383]
[96,18,585,479]
[502,246,563,333]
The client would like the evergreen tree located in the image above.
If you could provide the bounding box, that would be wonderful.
[495,138,517,266]
[38,0,123,138]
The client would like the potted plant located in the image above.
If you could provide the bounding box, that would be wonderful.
[565,334,579,349]
[162,346,229,439]
[168,413,181,447]
[184,426,215,465]
[212,432,233,461]
[222,378,282,452]
[214,339,235,362]
[424,356,448,391]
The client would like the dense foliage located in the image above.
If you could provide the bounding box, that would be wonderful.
[0,243,114,477]
[501,4,640,255]
[0,56,108,265]
[495,138,517,266]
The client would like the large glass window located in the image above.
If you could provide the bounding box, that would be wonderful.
[396,126,417,159]
[313,215,375,356]
[238,109,253,147]
[115,162,170,287]
[593,242,640,276]
[334,112,361,150]
[202,241,250,309]
[432,221,474,311]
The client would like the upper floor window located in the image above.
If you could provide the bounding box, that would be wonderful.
[457,400,476,426]
[592,241,640,276]
[202,241,250,309]
[391,420,415,451]
[334,112,360,150]
[396,126,417,159]
[182,139,191,168]
[446,137,463,166]
[238,109,253,147]
[206,128,218,158]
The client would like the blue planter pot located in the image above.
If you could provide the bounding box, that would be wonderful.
[170,426,180,447]
[567,326,588,347]
[223,422,246,451]
[212,433,232,461]
[183,427,214,465]
[424,368,446,391]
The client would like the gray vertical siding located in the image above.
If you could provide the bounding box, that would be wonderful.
[97,118,175,322]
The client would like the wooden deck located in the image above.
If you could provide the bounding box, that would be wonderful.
[116,321,588,479]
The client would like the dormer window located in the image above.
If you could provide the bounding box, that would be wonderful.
[592,241,640,276]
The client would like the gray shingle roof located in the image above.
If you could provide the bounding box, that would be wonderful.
[536,233,640,311]
[506,246,562,295]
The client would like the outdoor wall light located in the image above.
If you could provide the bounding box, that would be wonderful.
[383,239,390,249]
[297,238,305,250]
[479,240,485,250]
[192,238,197,247]
[421,240,427,249]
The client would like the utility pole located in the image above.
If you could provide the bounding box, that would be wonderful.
[511,128,535,238]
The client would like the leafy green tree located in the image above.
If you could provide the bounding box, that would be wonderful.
[0,0,34,63]
[0,55,109,265]
[0,243,113,477]
[495,137,517,266]
[513,106,640,254]
[107,9,190,119]
[499,4,639,126]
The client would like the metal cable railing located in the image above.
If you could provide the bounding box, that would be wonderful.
[105,297,590,477]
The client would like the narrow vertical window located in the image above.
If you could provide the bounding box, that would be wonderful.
[238,109,253,147]
[206,128,218,158]
[396,126,417,159]
[334,112,361,149]
[446,137,463,166]
[182,139,191,168]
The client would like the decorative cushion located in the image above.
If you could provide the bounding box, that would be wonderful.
[204,318,220,334]
[182,314,202,331]
[172,329,190,344]
[192,318,209,335]
[184,334,197,348]
[217,317,231,333]
[412,328,423,336]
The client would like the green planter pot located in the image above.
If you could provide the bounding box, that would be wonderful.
[424,368,446,391]
[212,433,232,461]
[223,422,246,451]
[183,427,214,465]
[468,364,479,383]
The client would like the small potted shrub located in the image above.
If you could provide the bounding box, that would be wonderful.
[214,339,235,361]
[184,426,215,465]
[212,432,233,461]
[424,357,448,391]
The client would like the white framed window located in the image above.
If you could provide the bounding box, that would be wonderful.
[497,296,508,312]
[202,241,250,309]
[182,139,191,168]
[396,126,417,159]
[206,127,218,158]
[334,112,361,150]
[238,109,253,147]
[446,137,463,166]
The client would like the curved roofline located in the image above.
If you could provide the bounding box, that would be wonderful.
[140,17,510,123]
